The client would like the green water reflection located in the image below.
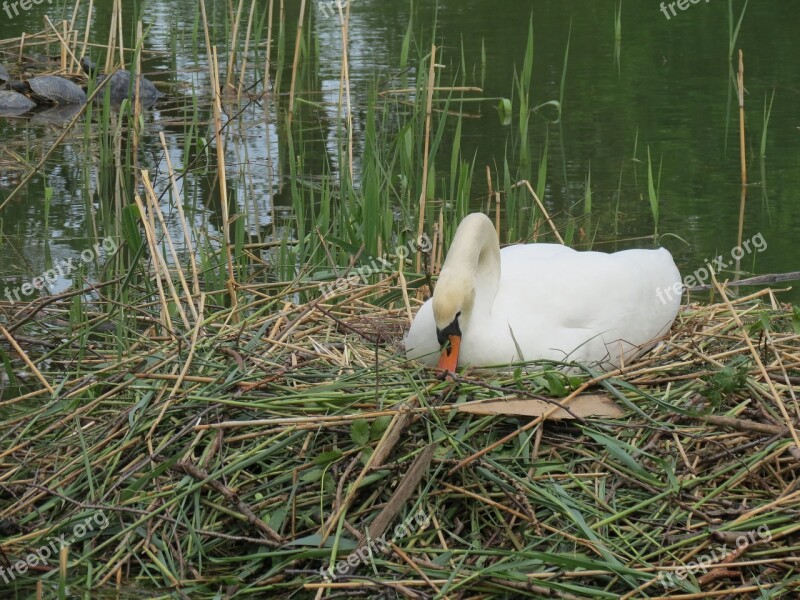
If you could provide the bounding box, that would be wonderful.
[0,0,798,302]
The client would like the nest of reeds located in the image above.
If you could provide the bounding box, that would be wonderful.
[0,277,798,599]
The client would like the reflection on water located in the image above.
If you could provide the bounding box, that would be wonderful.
[0,0,799,303]
[28,102,84,125]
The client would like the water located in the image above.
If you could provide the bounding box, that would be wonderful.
[0,0,798,304]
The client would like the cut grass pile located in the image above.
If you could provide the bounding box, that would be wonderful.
[1,278,799,599]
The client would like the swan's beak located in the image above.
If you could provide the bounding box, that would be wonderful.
[437,334,461,375]
[435,315,462,377]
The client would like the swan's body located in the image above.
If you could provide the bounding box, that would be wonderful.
[405,213,681,371]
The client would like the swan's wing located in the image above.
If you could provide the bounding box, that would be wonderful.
[491,245,681,367]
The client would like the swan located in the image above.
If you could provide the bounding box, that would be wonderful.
[404,213,681,372]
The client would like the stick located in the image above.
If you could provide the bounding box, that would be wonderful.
[514,180,564,244]
[688,270,800,292]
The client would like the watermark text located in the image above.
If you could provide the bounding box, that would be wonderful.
[2,0,53,20]
[319,509,430,583]
[660,0,712,21]
[657,232,767,305]
[657,525,771,589]
[0,512,109,584]
[3,237,118,305]
[319,234,431,299]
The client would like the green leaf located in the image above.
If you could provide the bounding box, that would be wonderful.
[0,349,16,387]
[357,469,391,488]
[268,508,287,531]
[497,98,512,125]
[121,204,143,255]
[585,430,651,480]
[286,534,357,549]
[314,450,343,466]
[700,356,750,406]
[748,311,771,336]
[662,456,679,492]
[350,419,370,447]
[544,372,569,397]
[300,468,324,484]
[791,306,800,334]
[370,416,392,440]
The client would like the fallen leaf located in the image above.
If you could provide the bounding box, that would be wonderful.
[456,394,623,419]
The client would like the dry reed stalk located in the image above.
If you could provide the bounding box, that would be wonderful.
[735,48,748,285]
[209,47,240,323]
[515,179,565,244]
[147,295,207,445]
[398,268,413,323]
[78,0,94,56]
[43,17,79,71]
[159,131,202,299]
[103,0,120,71]
[131,21,144,189]
[337,0,354,182]
[198,0,214,71]
[287,0,306,126]
[415,45,437,272]
[140,171,194,327]
[237,0,259,99]
[0,324,54,394]
[225,0,247,92]
[16,31,25,61]
[61,20,67,69]
[133,189,176,333]
[114,0,123,67]
[263,0,278,235]
[264,0,275,93]
[318,384,435,544]
[378,85,483,95]
[69,0,82,36]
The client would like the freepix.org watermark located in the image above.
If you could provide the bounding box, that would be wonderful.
[659,0,712,20]
[2,0,52,20]
[317,0,352,19]
[0,512,109,584]
[656,525,772,589]
[319,234,431,299]
[656,232,767,305]
[319,509,430,583]
[3,236,118,305]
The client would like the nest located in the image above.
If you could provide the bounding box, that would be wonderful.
[0,280,798,599]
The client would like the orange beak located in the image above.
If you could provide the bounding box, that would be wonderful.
[436,334,461,377]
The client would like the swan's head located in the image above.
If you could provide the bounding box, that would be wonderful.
[431,267,475,374]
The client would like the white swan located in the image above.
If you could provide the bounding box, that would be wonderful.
[405,213,681,372]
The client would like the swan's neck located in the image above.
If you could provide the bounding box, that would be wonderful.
[444,216,501,307]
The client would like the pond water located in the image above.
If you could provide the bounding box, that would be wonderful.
[0,0,798,305]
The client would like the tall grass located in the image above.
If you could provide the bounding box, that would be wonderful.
[646,146,661,240]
